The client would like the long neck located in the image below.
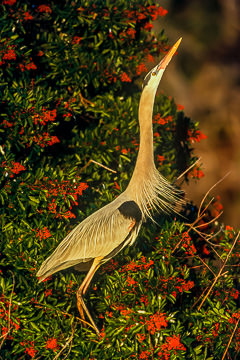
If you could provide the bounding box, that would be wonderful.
[128,87,156,186]
[129,89,155,178]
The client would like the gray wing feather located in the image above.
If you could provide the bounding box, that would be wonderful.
[37,196,141,280]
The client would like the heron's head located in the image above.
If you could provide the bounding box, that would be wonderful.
[142,37,182,91]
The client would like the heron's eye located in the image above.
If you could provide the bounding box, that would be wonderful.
[152,72,156,76]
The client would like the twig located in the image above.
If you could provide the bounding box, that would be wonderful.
[80,159,117,174]
[221,318,240,360]
[0,272,15,349]
[197,255,216,276]
[34,302,94,330]
[195,211,223,230]
[197,231,240,311]
[197,172,230,218]
[53,323,75,360]
[176,157,202,181]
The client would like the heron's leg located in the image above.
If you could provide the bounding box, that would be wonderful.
[76,256,102,335]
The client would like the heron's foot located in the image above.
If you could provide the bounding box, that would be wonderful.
[76,290,100,336]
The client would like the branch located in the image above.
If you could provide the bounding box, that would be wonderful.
[0,272,15,349]
[53,323,75,360]
[221,318,240,360]
[80,159,117,174]
[197,231,240,311]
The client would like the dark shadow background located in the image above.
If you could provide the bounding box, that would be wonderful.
[156,0,240,227]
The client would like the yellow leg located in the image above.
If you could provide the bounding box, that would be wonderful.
[76,257,102,336]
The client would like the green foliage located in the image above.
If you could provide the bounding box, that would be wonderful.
[0,1,239,359]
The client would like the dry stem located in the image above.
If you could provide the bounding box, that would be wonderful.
[80,159,117,174]
[0,272,15,349]
[221,318,240,360]
[197,231,240,311]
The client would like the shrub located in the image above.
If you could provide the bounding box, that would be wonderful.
[0,1,239,359]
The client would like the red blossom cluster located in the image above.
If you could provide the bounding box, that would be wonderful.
[138,350,152,359]
[23,11,33,21]
[1,160,26,177]
[20,340,37,358]
[21,60,37,71]
[32,108,57,126]
[103,68,117,83]
[120,256,154,273]
[34,227,51,241]
[188,129,207,144]
[146,312,168,334]
[31,177,88,219]
[30,132,60,147]
[45,337,58,351]
[112,304,133,317]
[215,287,239,302]
[3,0,16,5]
[0,45,17,66]
[157,155,165,165]
[119,28,136,40]
[157,274,195,299]
[0,294,20,341]
[136,63,148,75]
[72,36,82,44]
[44,288,52,297]
[181,232,197,256]
[210,195,223,218]
[123,5,167,23]
[158,334,186,359]
[188,166,205,179]
[37,5,52,14]
[153,114,173,125]
[120,72,131,82]
[176,104,184,111]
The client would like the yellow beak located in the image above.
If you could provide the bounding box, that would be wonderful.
[158,37,182,70]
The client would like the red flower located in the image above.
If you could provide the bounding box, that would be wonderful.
[3,46,16,61]
[157,155,165,165]
[25,61,37,70]
[127,28,136,39]
[144,23,153,31]
[126,275,136,286]
[177,104,184,111]
[24,12,33,21]
[139,350,152,359]
[161,334,186,352]
[35,227,51,241]
[136,63,148,75]
[1,161,26,177]
[45,338,58,351]
[146,313,168,334]
[72,36,82,44]
[3,0,16,4]
[120,72,131,82]
[44,289,52,297]
[188,130,207,144]
[20,341,37,358]
[37,5,52,13]
[114,182,120,190]
[188,166,204,179]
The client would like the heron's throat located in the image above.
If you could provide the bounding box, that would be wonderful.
[135,87,155,170]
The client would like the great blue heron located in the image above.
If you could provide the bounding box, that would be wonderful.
[37,38,183,335]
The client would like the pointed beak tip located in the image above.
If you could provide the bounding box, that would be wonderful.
[158,37,182,70]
